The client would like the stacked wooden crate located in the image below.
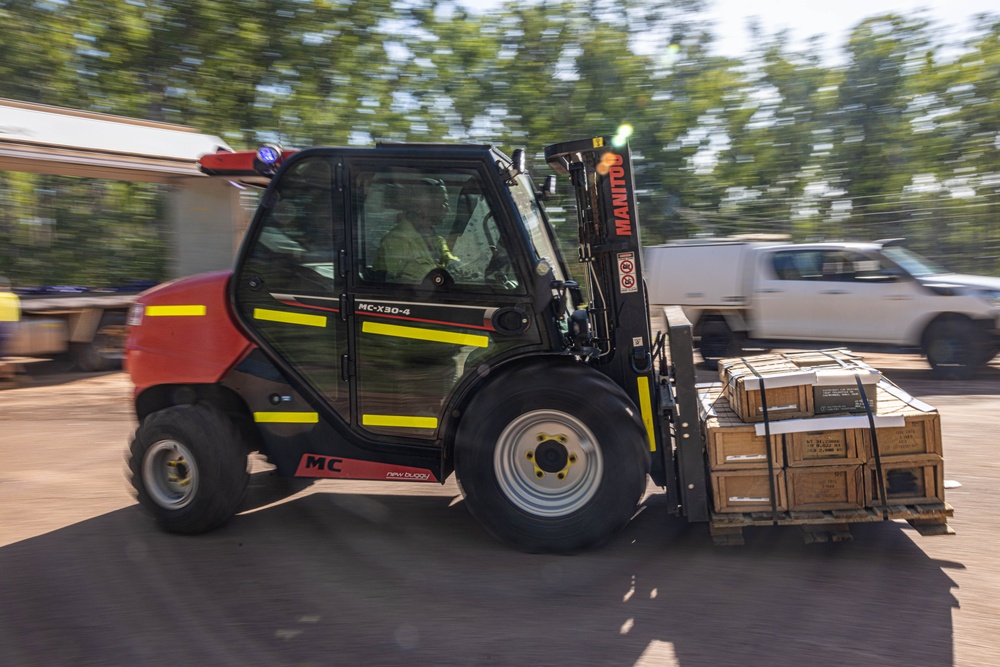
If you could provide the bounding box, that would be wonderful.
[702,350,945,517]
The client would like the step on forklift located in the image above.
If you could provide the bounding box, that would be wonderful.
[126,136,710,553]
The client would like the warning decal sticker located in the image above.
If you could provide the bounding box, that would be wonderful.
[617,252,638,294]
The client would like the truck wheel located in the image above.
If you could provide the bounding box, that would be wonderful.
[75,312,127,372]
[454,363,650,553]
[699,317,743,370]
[128,404,250,534]
[923,318,988,380]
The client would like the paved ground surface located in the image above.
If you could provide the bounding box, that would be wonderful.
[1,353,999,666]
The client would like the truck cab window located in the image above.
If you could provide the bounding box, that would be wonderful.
[773,250,822,280]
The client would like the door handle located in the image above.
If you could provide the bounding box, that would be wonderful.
[755,288,782,294]
[820,290,847,295]
[339,292,350,320]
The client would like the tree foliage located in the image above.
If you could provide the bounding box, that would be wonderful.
[1,0,1000,285]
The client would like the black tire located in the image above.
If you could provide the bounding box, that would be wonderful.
[454,362,650,554]
[698,317,744,370]
[923,318,989,380]
[75,312,127,372]
[128,404,250,534]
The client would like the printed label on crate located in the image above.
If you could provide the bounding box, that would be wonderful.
[726,454,767,461]
[877,427,929,456]
[729,496,771,503]
[800,431,848,458]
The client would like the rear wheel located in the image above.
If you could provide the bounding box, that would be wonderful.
[128,404,250,534]
[923,318,989,380]
[454,363,650,553]
[698,317,744,370]
[75,312,127,372]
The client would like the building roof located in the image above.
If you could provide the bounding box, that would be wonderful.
[0,98,232,183]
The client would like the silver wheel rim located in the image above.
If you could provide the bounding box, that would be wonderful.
[494,409,603,517]
[143,439,199,509]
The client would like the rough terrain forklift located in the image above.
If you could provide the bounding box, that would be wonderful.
[126,136,707,553]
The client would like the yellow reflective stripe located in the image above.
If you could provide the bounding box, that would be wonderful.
[637,376,656,452]
[146,305,206,317]
[363,414,438,429]
[362,321,488,348]
[254,308,327,328]
[254,412,319,424]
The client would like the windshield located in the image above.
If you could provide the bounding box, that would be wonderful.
[510,172,567,283]
[881,246,948,278]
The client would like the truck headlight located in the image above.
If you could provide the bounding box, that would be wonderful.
[977,290,1000,308]
[127,303,144,326]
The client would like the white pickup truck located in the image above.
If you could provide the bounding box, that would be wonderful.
[644,239,1000,377]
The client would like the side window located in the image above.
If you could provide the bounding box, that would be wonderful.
[242,159,337,293]
[235,158,348,412]
[821,251,853,281]
[773,250,894,283]
[354,168,519,292]
[849,253,888,282]
[772,250,822,280]
[822,251,885,281]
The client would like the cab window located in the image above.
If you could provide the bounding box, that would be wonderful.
[235,157,347,412]
[353,168,521,292]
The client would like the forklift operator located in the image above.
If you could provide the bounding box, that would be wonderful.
[373,177,459,284]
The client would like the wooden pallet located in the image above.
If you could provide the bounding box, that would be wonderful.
[708,502,954,546]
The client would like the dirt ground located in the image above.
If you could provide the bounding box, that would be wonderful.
[1,354,999,667]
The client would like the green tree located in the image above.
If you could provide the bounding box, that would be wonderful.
[826,14,933,237]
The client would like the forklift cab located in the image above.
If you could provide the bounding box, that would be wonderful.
[130,138,658,554]
[231,145,569,449]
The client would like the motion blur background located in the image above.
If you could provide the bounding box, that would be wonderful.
[2,0,1000,287]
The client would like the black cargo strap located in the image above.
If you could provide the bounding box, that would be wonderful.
[744,359,780,525]
[819,349,852,368]
[856,374,888,520]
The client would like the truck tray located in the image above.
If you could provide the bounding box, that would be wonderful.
[708,502,954,545]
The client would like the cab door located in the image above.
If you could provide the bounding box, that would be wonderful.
[345,158,542,442]
[232,154,351,421]
[810,250,914,343]
[752,248,824,339]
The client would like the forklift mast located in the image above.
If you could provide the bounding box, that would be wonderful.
[545,137,710,518]
[545,137,663,457]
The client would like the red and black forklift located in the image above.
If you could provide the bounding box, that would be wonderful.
[125,136,711,553]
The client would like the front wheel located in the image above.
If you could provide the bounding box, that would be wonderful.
[923,318,990,380]
[128,404,250,534]
[454,363,650,553]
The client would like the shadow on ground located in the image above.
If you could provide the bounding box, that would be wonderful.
[0,479,960,667]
